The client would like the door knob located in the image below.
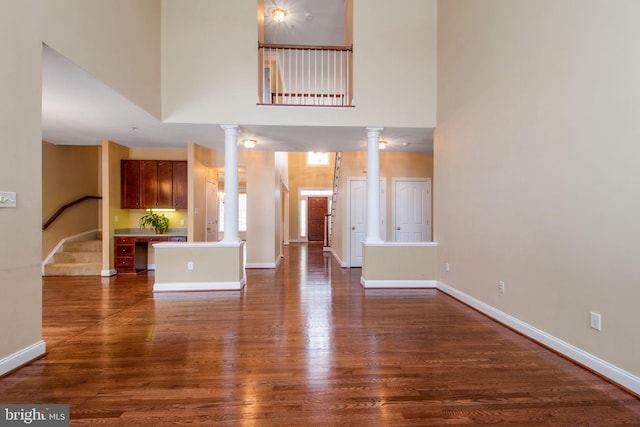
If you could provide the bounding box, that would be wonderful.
[352,226,356,230]
[397,227,401,230]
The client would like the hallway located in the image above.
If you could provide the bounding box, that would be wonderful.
[1,243,639,425]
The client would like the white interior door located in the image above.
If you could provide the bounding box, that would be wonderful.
[206,178,218,242]
[349,179,366,267]
[348,178,386,267]
[393,178,431,242]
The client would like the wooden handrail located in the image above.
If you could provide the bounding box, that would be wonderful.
[259,42,353,52]
[42,195,102,230]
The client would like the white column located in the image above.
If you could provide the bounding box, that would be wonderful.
[366,127,383,243]
[221,125,240,243]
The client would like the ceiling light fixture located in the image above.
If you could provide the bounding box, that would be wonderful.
[379,140,388,150]
[243,139,257,149]
[271,8,287,23]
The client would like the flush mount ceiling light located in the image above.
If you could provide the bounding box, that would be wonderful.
[243,139,257,149]
[271,8,287,23]
[379,140,388,150]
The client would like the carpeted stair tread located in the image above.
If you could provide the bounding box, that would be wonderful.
[44,262,102,276]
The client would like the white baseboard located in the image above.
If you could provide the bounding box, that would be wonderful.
[436,280,640,395]
[153,279,246,292]
[101,269,117,277]
[246,256,281,269]
[0,341,46,376]
[330,249,348,267]
[245,262,276,269]
[360,277,437,289]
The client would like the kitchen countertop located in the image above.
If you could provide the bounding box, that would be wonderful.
[113,228,187,237]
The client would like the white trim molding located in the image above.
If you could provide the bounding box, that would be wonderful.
[360,277,437,289]
[101,269,117,277]
[153,278,246,293]
[436,281,640,395]
[245,262,276,269]
[330,249,347,268]
[363,241,438,248]
[0,340,46,376]
[245,256,282,269]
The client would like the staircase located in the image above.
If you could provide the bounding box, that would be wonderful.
[327,152,342,249]
[44,239,102,276]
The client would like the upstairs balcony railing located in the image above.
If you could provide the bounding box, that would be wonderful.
[258,43,353,107]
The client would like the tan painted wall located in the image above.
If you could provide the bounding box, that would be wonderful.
[154,244,244,284]
[274,152,288,258]
[190,144,212,242]
[161,0,436,128]
[245,150,278,265]
[102,141,131,273]
[0,0,160,362]
[362,244,436,281]
[42,142,100,258]
[287,152,335,241]
[436,0,640,377]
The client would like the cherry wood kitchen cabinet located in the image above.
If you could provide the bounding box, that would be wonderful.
[141,160,174,209]
[172,161,188,210]
[114,235,187,274]
[121,160,187,209]
[121,160,141,209]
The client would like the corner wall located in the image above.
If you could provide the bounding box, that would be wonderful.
[436,0,640,382]
[0,0,160,372]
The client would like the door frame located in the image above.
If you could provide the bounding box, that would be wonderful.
[298,188,332,242]
[307,196,329,242]
[205,177,219,242]
[391,177,432,242]
[346,177,386,267]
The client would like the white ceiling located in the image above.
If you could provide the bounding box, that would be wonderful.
[263,0,347,46]
[41,2,434,153]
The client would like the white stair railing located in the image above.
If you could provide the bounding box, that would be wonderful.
[328,152,342,248]
[259,43,353,107]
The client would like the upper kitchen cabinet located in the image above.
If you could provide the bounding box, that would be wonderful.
[172,161,188,210]
[121,160,188,209]
[141,160,173,209]
[121,159,141,209]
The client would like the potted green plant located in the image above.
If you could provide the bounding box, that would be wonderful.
[139,210,170,234]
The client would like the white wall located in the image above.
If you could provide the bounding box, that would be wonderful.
[161,0,436,128]
[436,0,640,380]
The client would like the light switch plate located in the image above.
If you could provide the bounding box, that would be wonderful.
[0,191,16,208]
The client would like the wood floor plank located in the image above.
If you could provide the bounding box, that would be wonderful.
[1,243,639,425]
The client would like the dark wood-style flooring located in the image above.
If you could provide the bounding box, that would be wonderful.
[1,243,639,425]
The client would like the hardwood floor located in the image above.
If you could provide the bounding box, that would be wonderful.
[1,243,639,425]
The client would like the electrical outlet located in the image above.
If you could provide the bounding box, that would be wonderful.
[590,312,602,331]
[498,281,505,293]
[445,263,450,272]
[180,219,185,226]
[187,261,194,271]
